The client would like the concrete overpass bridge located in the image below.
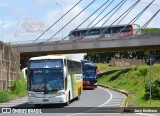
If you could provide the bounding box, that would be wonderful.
[13,33,160,58]
[8,0,160,68]
[12,33,160,68]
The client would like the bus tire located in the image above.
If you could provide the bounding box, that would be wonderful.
[65,93,70,106]
[76,89,80,100]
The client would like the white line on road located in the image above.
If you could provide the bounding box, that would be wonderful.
[135,113,157,116]
[66,86,113,116]
[97,86,113,107]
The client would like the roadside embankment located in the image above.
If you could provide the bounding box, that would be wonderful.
[97,64,160,107]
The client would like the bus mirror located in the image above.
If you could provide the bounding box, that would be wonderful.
[22,67,28,80]
[64,66,67,78]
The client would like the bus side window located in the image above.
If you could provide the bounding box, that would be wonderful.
[115,27,120,33]
[67,60,74,73]
[67,60,71,73]
[75,31,80,37]
[78,62,82,74]
[73,61,77,73]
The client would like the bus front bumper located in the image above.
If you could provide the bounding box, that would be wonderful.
[83,85,97,89]
[28,95,67,104]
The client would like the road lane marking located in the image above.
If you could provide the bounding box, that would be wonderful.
[135,113,156,116]
[67,113,122,116]
[66,86,114,116]
[97,86,113,107]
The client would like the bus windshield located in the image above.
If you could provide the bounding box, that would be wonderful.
[46,69,64,91]
[30,70,45,92]
[29,69,64,92]
[30,59,63,69]
[83,67,96,80]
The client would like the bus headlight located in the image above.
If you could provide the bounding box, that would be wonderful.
[56,92,65,96]
[28,93,36,97]
[93,83,97,85]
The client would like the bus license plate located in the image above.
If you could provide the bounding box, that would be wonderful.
[43,99,49,102]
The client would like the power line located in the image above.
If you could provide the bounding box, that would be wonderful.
[99,0,140,35]
[136,9,160,34]
[117,0,140,25]
[130,0,160,7]
[87,0,115,28]
[142,9,160,29]
[94,0,125,27]
[46,0,96,42]
[117,0,155,34]
[80,0,126,39]
[76,0,110,29]
[32,0,83,43]
[101,0,127,27]
[62,0,110,40]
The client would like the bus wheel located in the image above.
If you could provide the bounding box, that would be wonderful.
[76,89,80,100]
[65,93,70,106]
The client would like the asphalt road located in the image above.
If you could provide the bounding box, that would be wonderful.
[0,87,123,114]
[1,87,159,116]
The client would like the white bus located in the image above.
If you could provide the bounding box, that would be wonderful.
[27,56,83,107]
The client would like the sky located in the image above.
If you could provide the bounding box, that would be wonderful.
[0,0,160,60]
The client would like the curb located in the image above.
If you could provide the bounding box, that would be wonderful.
[98,84,128,108]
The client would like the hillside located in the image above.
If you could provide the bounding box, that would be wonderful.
[97,63,160,107]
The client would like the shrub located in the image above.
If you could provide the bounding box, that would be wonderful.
[142,28,159,34]
[133,67,138,71]
[137,66,149,83]
[144,80,160,100]
[0,91,10,103]
[0,73,27,103]
[10,74,27,94]
[138,66,149,76]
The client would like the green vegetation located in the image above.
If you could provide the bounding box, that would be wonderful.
[0,73,27,103]
[142,28,159,34]
[7,42,12,49]
[97,64,160,107]
[96,63,128,72]
[145,80,160,100]
[84,50,160,63]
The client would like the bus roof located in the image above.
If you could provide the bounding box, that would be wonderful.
[81,60,97,67]
[29,55,81,62]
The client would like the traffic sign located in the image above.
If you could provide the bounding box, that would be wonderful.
[145,54,155,105]
[145,54,155,65]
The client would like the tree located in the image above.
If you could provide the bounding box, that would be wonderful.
[84,50,160,63]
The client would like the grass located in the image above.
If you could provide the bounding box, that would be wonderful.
[97,63,160,107]
[96,63,128,72]
[0,73,27,103]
